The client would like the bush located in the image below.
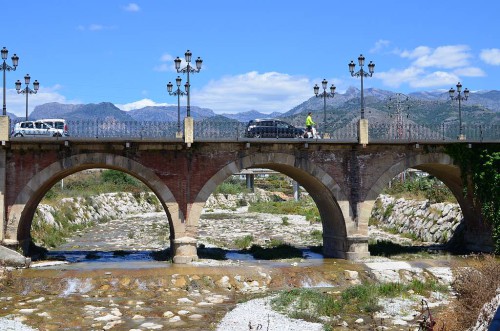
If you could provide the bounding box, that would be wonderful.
[101,169,138,186]
[233,235,253,249]
[441,254,500,330]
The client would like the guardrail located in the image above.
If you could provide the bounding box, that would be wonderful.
[9,119,500,143]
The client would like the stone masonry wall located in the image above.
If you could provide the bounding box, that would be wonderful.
[34,192,161,229]
[370,194,463,243]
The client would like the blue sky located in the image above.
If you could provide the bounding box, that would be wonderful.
[2,0,499,117]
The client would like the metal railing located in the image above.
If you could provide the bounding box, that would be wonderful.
[9,118,500,143]
[368,123,500,142]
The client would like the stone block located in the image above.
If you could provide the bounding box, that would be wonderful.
[184,117,194,144]
[0,116,10,141]
[358,119,369,145]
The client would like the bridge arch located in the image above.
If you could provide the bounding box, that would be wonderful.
[188,152,365,259]
[7,152,181,254]
[362,152,484,248]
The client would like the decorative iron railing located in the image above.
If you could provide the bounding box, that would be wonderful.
[8,119,500,143]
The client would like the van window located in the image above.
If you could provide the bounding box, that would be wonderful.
[43,121,64,130]
[35,122,48,129]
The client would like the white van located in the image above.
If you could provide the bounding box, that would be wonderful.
[39,119,69,136]
[11,120,65,137]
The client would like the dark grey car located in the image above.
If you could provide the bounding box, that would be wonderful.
[245,119,305,138]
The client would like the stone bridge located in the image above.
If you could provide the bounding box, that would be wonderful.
[0,138,495,263]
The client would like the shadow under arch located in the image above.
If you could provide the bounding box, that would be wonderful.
[7,153,181,255]
[190,152,360,259]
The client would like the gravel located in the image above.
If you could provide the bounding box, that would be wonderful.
[216,296,323,331]
[0,317,38,331]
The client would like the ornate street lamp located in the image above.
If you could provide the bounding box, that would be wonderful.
[449,82,469,140]
[348,54,375,120]
[1,47,19,116]
[15,74,39,121]
[174,50,202,118]
[167,76,188,138]
[313,79,335,138]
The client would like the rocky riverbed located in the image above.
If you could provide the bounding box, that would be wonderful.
[1,191,497,330]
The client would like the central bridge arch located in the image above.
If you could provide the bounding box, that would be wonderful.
[7,153,181,254]
[189,152,364,259]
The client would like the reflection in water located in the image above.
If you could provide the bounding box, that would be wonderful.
[47,248,325,265]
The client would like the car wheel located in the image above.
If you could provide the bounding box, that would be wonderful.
[53,132,62,137]
[14,133,23,137]
[254,134,261,138]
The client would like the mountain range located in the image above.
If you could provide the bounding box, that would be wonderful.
[9,87,500,127]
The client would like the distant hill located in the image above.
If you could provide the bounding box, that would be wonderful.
[13,87,500,129]
[30,102,134,122]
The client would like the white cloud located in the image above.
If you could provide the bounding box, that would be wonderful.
[154,53,175,72]
[410,71,459,88]
[191,71,312,114]
[123,3,140,12]
[480,48,500,65]
[7,85,80,118]
[377,66,460,89]
[379,44,483,89]
[399,45,471,69]
[116,99,172,111]
[370,39,391,53]
[376,67,425,88]
[453,67,485,77]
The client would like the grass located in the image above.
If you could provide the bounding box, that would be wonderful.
[233,235,254,249]
[248,196,320,223]
[271,280,449,327]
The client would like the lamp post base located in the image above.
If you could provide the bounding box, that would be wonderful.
[175,131,183,139]
[458,134,466,141]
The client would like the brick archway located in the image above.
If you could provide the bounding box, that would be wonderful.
[362,152,489,249]
[6,153,180,253]
[188,152,364,259]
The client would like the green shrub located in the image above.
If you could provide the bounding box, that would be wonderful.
[234,235,253,249]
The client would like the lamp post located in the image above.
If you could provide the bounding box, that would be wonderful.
[348,54,375,120]
[167,76,188,138]
[313,79,335,138]
[15,74,39,121]
[449,82,469,141]
[174,50,202,118]
[1,47,19,116]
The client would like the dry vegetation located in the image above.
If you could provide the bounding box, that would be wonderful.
[438,254,500,330]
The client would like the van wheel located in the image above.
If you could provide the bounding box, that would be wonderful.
[254,134,261,138]
[14,133,23,137]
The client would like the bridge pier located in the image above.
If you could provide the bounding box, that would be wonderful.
[172,236,198,263]
[245,174,254,192]
[322,234,370,260]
